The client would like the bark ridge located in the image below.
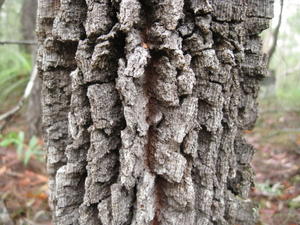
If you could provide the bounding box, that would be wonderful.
[37,0,274,224]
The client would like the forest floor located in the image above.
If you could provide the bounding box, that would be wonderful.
[0,101,299,225]
[246,101,300,225]
[0,113,51,225]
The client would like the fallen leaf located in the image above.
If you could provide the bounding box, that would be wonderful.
[142,42,149,49]
[0,166,7,175]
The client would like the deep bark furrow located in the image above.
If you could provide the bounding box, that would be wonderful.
[116,2,157,224]
[38,0,274,224]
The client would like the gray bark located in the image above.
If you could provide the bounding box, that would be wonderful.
[37,0,273,225]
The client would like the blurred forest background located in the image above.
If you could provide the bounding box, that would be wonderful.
[0,0,299,224]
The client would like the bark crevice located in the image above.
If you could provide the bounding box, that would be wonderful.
[37,0,274,224]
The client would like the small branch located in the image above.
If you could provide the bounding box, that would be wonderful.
[267,0,284,67]
[0,40,37,45]
[0,200,14,225]
[0,65,38,132]
[0,0,5,11]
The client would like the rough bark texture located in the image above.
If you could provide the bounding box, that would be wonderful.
[37,0,274,224]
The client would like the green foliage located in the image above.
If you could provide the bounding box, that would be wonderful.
[276,78,300,107]
[0,46,32,106]
[256,181,283,197]
[0,0,32,110]
[0,131,44,166]
[263,2,300,109]
[288,195,300,209]
[287,8,300,34]
[291,175,300,184]
[0,0,23,39]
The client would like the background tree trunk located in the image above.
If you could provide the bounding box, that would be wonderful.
[37,0,273,224]
[0,0,4,11]
[21,0,42,136]
[21,0,37,53]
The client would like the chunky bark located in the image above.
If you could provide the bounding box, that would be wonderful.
[37,0,273,225]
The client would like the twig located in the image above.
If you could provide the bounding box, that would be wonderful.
[6,170,23,178]
[0,0,5,11]
[0,40,37,45]
[0,200,14,225]
[267,0,284,67]
[0,65,38,132]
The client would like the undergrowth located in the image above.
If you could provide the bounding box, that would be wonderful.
[0,131,44,165]
[0,46,32,111]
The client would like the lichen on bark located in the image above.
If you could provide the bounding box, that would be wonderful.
[37,0,274,224]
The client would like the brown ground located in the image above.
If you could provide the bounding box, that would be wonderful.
[0,145,51,225]
[247,104,300,225]
[0,115,51,225]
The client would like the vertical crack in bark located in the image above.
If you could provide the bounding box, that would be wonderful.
[139,1,197,224]
[77,1,125,224]
[38,0,274,224]
[144,55,163,225]
[151,177,164,225]
[115,1,156,224]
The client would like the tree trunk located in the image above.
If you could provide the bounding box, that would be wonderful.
[0,0,4,11]
[21,0,37,53]
[26,74,42,136]
[37,1,273,225]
